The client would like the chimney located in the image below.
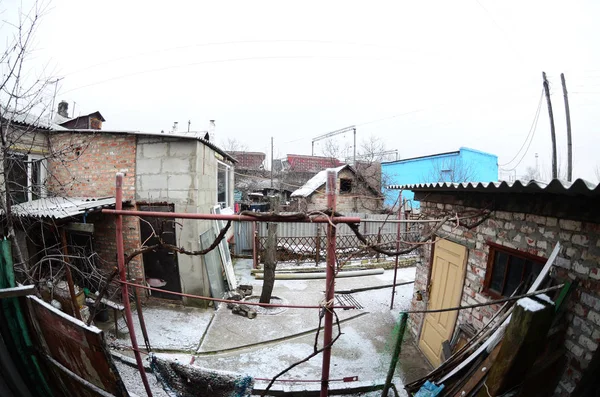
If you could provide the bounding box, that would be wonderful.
[57,101,69,118]
[208,120,215,141]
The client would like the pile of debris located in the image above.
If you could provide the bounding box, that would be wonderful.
[225,284,257,319]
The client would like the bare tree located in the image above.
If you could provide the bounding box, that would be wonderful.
[425,157,477,183]
[221,137,248,153]
[0,1,53,267]
[521,166,539,181]
[320,138,350,164]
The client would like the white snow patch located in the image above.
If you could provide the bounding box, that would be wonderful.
[517,297,546,312]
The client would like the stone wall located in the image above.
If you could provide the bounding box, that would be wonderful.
[47,132,142,278]
[411,193,599,396]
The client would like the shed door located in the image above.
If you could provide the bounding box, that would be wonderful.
[419,238,467,366]
[139,205,182,300]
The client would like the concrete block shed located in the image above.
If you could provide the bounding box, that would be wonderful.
[389,179,600,396]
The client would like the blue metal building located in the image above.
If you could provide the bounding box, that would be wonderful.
[381,147,498,209]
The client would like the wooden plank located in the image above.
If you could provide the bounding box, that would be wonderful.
[439,242,560,384]
[0,285,35,299]
[477,297,555,397]
[452,342,502,397]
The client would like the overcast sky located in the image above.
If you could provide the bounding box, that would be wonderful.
[4,0,600,181]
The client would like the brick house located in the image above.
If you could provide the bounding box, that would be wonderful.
[390,179,600,395]
[47,129,236,304]
[290,165,383,213]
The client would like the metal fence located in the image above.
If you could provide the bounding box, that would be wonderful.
[232,212,421,263]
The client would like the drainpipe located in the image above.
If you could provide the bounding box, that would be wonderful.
[115,173,153,397]
[321,169,338,396]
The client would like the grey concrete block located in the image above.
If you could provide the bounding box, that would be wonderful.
[136,158,161,174]
[168,174,193,189]
[170,142,196,157]
[141,143,168,158]
[162,157,192,173]
[141,174,168,190]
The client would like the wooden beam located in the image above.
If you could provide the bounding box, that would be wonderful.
[477,297,555,397]
[0,285,35,299]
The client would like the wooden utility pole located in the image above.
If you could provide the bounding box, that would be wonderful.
[270,136,274,188]
[542,72,558,179]
[561,73,573,181]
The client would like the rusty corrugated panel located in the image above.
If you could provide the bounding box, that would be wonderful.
[25,296,129,397]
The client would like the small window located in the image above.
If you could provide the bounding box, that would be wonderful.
[340,178,352,193]
[483,243,545,297]
[216,161,231,209]
[6,153,46,204]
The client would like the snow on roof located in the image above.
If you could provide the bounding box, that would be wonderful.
[1,106,67,130]
[290,165,348,198]
[10,196,118,219]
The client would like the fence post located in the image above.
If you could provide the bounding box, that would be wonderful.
[391,190,403,309]
[315,225,321,264]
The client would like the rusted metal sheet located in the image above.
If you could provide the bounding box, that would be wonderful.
[25,296,129,397]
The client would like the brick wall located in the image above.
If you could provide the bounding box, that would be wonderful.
[287,154,342,173]
[410,195,600,396]
[47,132,142,278]
[226,151,265,170]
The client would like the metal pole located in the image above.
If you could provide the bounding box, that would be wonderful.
[134,279,152,352]
[115,173,153,397]
[321,169,338,396]
[561,73,573,181]
[390,190,403,309]
[60,229,82,320]
[102,209,361,224]
[381,313,408,396]
[353,128,356,166]
[271,137,274,188]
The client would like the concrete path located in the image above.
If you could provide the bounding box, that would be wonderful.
[108,259,431,395]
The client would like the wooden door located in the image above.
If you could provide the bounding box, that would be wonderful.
[139,205,182,300]
[419,238,467,366]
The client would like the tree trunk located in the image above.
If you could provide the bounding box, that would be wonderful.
[260,196,280,304]
[259,222,278,303]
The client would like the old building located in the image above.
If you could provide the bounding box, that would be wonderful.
[290,165,383,213]
[390,179,600,395]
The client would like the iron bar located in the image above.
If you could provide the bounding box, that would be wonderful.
[102,209,360,224]
[321,169,338,396]
[381,313,408,396]
[390,190,402,309]
[134,279,152,352]
[60,229,82,320]
[114,173,153,397]
[117,279,355,309]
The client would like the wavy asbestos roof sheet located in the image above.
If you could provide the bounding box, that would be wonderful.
[11,197,118,219]
[387,178,600,197]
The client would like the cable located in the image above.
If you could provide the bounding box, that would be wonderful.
[499,89,543,167]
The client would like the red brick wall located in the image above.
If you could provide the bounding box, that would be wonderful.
[47,132,142,278]
[226,151,265,170]
[287,154,342,173]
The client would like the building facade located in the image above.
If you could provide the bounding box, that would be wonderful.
[381,147,498,209]
[396,179,600,396]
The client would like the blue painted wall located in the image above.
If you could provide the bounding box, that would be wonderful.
[382,147,498,208]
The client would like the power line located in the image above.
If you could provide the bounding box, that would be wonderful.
[498,89,543,167]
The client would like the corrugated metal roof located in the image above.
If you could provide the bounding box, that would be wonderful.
[388,178,600,197]
[1,106,68,131]
[11,197,118,219]
[291,165,348,198]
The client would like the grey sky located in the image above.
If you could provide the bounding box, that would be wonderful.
[7,0,600,180]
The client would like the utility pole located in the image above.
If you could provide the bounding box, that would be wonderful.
[49,77,64,121]
[270,137,274,188]
[561,73,573,181]
[353,127,356,166]
[542,72,557,179]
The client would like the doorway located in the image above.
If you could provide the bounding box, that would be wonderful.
[139,205,182,300]
[419,238,467,366]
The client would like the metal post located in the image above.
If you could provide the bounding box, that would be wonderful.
[381,313,408,396]
[60,229,82,320]
[134,278,152,352]
[252,221,258,269]
[321,169,338,396]
[115,173,153,397]
[390,190,403,309]
[315,226,321,264]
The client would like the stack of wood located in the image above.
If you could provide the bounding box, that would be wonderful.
[407,243,573,397]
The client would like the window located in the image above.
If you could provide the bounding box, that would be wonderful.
[483,243,545,298]
[340,178,352,193]
[6,153,46,204]
[216,161,231,209]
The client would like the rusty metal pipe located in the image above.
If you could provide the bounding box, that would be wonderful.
[321,170,338,397]
[115,173,153,397]
[390,190,403,310]
[102,209,360,224]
